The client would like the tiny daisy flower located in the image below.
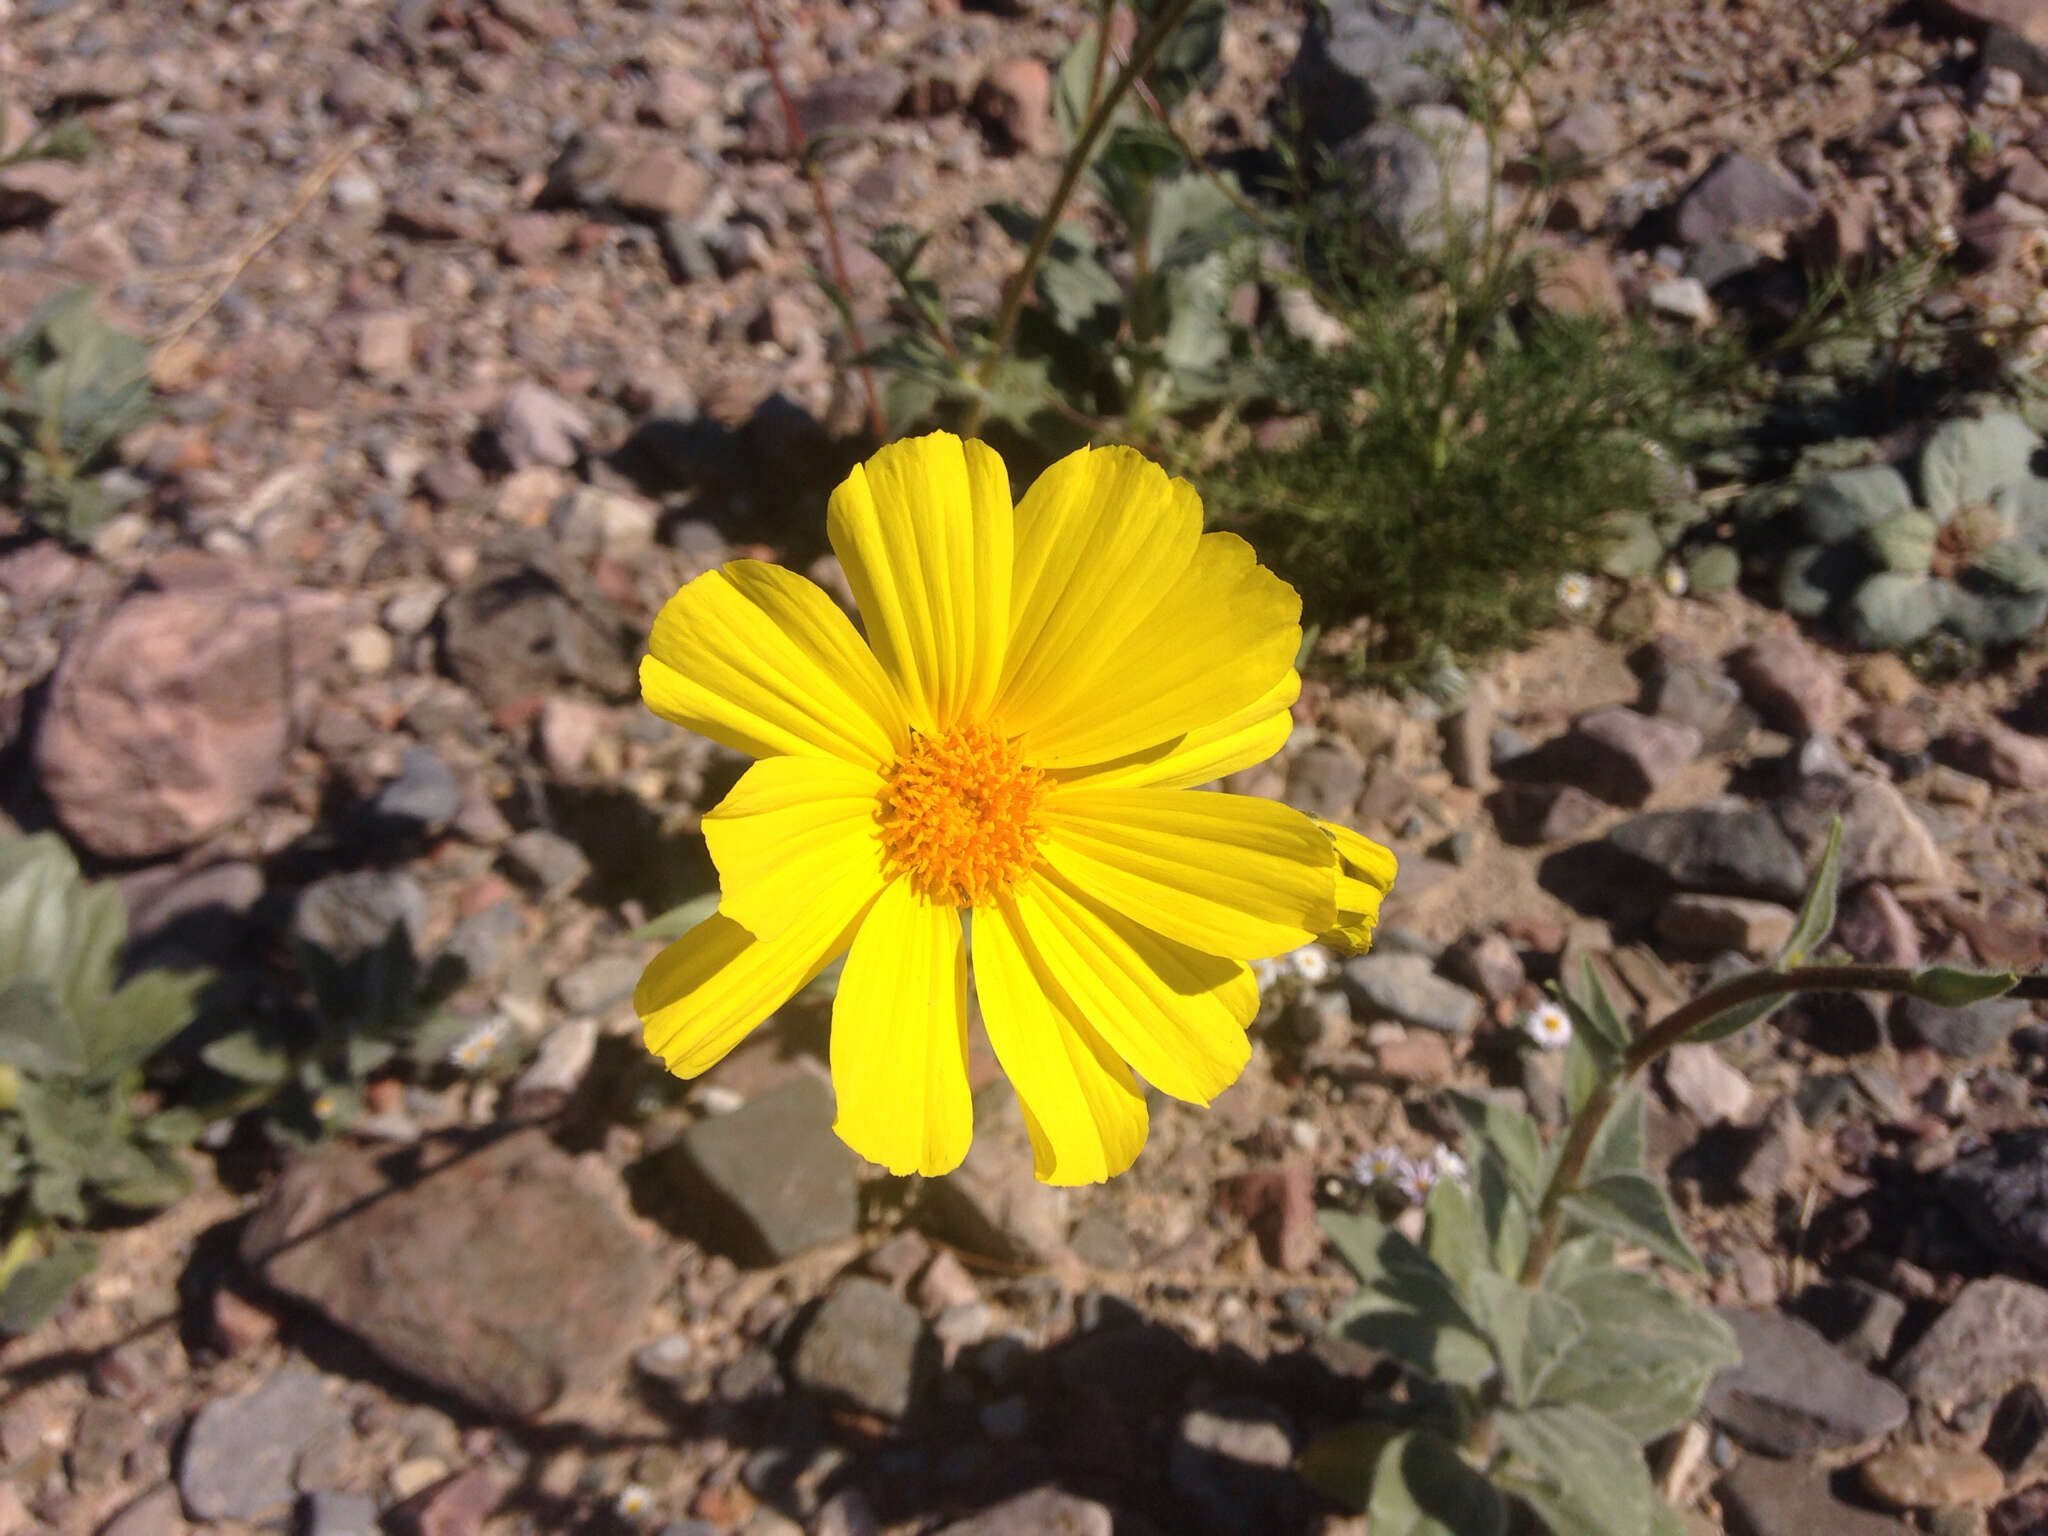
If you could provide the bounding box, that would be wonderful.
[1287,943,1337,986]
[1661,560,1689,598]
[449,1017,509,1070]
[1251,956,1286,992]
[615,1485,657,1520]
[1931,217,1959,253]
[1524,999,1574,1051]
[1394,1153,1440,1205]
[1556,572,1594,613]
[633,433,1396,1185]
[311,1091,339,1121]
[1432,1145,1469,1186]
[1354,1144,1406,1186]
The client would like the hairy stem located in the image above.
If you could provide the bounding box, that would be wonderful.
[1518,963,2048,1285]
[747,0,886,441]
[962,0,1202,436]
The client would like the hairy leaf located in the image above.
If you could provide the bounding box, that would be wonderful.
[1778,817,1842,966]
[1910,965,2020,1006]
[1448,1092,1541,1200]
[1496,1403,1657,1536]
[1367,1431,1507,1536]
[0,1234,98,1335]
[1560,1173,1703,1276]
[1324,1211,1495,1386]
[1536,1268,1740,1440]
[1467,1269,1587,1408]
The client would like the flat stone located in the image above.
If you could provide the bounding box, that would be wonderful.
[1550,707,1702,806]
[1676,153,1820,244]
[1728,633,1843,735]
[661,1076,858,1267]
[500,828,591,894]
[304,1489,380,1536]
[291,869,428,961]
[1836,882,1922,966]
[921,1082,1070,1266]
[1735,1099,1809,1203]
[1657,893,1797,959]
[1662,1041,1758,1126]
[1836,776,1950,888]
[1440,930,1525,1003]
[932,1489,1113,1536]
[240,1131,659,1418]
[788,1277,931,1420]
[1608,805,1808,903]
[1169,1399,1308,1533]
[1646,658,1745,738]
[1717,1455,1910,1536]
[178,1371,345,1521]
[1703,1307,1909,1456]
[1942,723,2048,790]
[1894,1277,2048,1409]
[1891,994,2030,1060]
[1489,780,1605,844]
[98,1484,185,1536]
[1341,952,1483,1034]
[1283,739,1366,821]
[1859,1443,2006,1509]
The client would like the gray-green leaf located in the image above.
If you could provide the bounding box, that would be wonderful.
[1536,1269,1741,1440]
[1910,965,2019,1006]
[1468,1269,1587,1408]
[1560,1172,1704,1276]
[1367,1431,1508,1536]
[1324,1211,1496,1386]
[1496,1402,1658,1536]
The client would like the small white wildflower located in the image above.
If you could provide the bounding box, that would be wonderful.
[1354,1144,1406,1186]
[1556,572,1594,613]
[1931,217,1959,253]
[449,1016,509,1070]
[1393,1154,1441,1205]
[1661,561,1689,598]
[615,1484,657,1520]
[1287,943,1337,986]
[311,1091,339,1121]
[1432,1145,1470,1187]
[1251,956,1285,992]
[1523,1000,1574,1051]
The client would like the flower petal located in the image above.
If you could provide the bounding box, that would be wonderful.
[1040,786,1337,959]
[1058,672,1299,790]
[975,898,1149,1185]
[1320,821,1398,955]
[829,880,972,1176]
[827,432,1013,733]
[1021,532,1301,768]
[702,756,885,939]
[636,873,881,1078]
[996,445,1201,742]
[1008,870,1253,1105]
[643,560,907,769]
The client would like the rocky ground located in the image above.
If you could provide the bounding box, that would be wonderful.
[5,0,2048,1534]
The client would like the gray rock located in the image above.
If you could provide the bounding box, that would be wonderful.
[495,382,589,470]
[1648,275,1713,324]
[1892,1275,2048,1409]
[1440,930,1525,1004]
[439,541,635,709]
[1810,1279,1905,1370]
[1835,882,1921,966]
[1735,1098,1808,1202]
[1282,739,1365,821]
[1550,706,1701,806]
[1438,680,1494,790]
[1342,951,1482,1034]
[97,1484,183,1536]
[1656,894,1796,959]
[1675,153,1820,245]
[178,1371,345,1521]
[1662,1041,1757,1126]
[1845,572,1946,651]
[1938,1134,2048,1281]
[788,1277,931,1419]
[1281,0,1463,148]
[1489,780,1604,844]
[552,953,640,1015]
[1338,104,1495,257]
[240,1131,659,1418]
[1891,993,2029,1060]
[1607,805,1807,902]
[1918,411,2042,519]
[933,1488,1114,1536]
[1800,464,1914,543]
[1646,658,1744,738]
[663,1076,856,1266]
[304,1488,379,1536]
[500,827,591,894]
[1543,101,1619,171]
[1169,1399,1305,1533]
[1702,1307,1908,1456]
[1835,775,1949,888]
[372,745,459,830]
[1716,1455,1910,1536]
[440,900,523,983]
[291,869,427,961]
[921,1082,1070,1266]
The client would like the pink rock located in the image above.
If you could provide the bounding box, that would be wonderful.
[1941,723,2048,790]
[34,566,342,859]
[400,1468,502,1536]
[973,58,1055,155]
[1835,882,1922,967]
[1728,631,1843,735]
[1553,707,1702,806]
[1215,1166,1321,1273]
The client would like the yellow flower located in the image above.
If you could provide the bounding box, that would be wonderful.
[634,432,1391,1184]
[1319,822,1397,954]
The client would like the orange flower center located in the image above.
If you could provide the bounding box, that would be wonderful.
[877,725,1046,907]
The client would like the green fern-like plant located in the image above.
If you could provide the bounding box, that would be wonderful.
[0,833,209,1333]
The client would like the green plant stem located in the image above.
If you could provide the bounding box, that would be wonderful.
[962,0,1202,436]
[1518,963,2048,1285]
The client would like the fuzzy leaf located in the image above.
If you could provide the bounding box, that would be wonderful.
[1560,1173,1703,1276]
[0,1234,97,1335]
[1137,0,1226,108]
[1582,1085,1648,1185]
[200,1029,292,1086]
[0,981,85,1076]
[1778,817,1842,966]
[1496,1403,1658,1536]
[1910,965,2019,1006]
[1448,1092,1541,1200]
[1682,990,1786,1045]
[1422,1175,1482,1296]
[1535,1268,1740,1440]
[1298,1419,1402,1512]
[1367,1431,1507,1536]
[1467,1269,1587,1408]
[84,969,206,1082]
[1569,958,1631,1073]
[1324,1211,1495,1386]
[0,833,79,992]
[1474,1149,1533,1277]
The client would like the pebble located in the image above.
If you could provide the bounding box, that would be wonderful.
[1835,881,1921,966]
[1341,951,1483,1034]
[1607,804,1807,903]
[1891,994,2030,1061]
[932,1487,1113,1536]
[788,1277,930,1419]
[1942,723,2048,790]
[1859,1443,2006,1508]
[1662,1041,1758,1125]
[178,1371,346,1521]
[553,953,640,1015]
[1728,632,1843,735]
[372,745,460,830]
[1893,1276,2048,1410]
[1649,275,1713,324]
[660,1076,858,1265]
[920,1082,1071,1266]
[96,1485,183,1536]
[500,828,592,893]
[292,868,427,961]
[1717,1455,1910,1536]
[1656,893,1797,959]
[1490,780,1605,844]
[304,1489,379,1536]
[1702,1306,1908,1456]
[495,382,589,469]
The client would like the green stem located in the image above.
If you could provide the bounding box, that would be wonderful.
[1518,963,2048,1285]
[961,0,1202,437]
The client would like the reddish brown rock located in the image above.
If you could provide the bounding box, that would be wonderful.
[973,57,1055,155]
[1215,1166,1320,1272]
[1549,707,1702,806]
[34,564,343,859]
[1728,631,1843,735]
[240,1131,658,1419]
[1941,723,2048,790]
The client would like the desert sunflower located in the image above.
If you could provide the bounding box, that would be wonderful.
[634,432,1394,1183]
